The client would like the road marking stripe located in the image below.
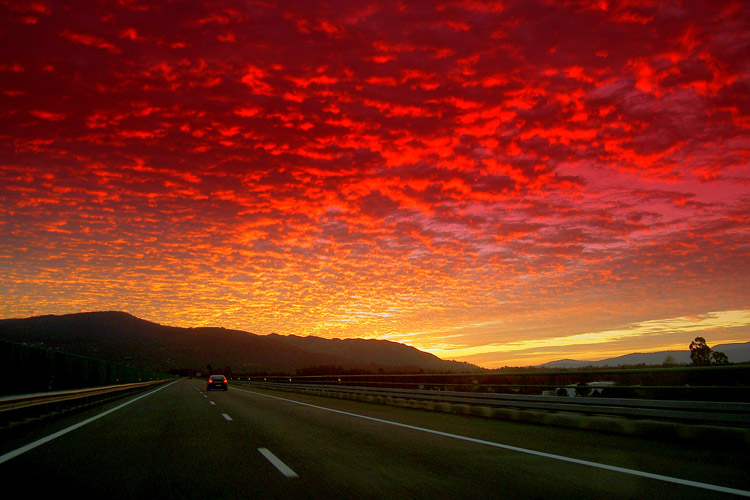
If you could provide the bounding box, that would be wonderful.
[222,413,232,421]
[236,387,750,498]
[0,380,179,465]
[258,448,299,478]
[210,401,216,405]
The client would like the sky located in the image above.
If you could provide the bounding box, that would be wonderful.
[1,0,749,368]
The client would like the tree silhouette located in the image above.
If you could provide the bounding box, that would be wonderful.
[689,337,729,366]
[689,337,711,366]
[711,351,729,365]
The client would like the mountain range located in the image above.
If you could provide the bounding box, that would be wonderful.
[0,311,477,374]
[2,311,748,373]
[537,342,750,368]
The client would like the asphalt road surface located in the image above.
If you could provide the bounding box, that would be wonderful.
[1,378,747,499]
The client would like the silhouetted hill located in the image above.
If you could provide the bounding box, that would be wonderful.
[538,342,750,368]
[268,333,473,372]
[0,311,478,374]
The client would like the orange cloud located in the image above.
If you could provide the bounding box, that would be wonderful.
[1,0,748,367]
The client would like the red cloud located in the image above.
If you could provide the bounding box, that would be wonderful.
[60,30,121,53]
[1,0,748,365]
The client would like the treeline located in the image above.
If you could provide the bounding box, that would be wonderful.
[294,363,481,377]
[1,339,171,396]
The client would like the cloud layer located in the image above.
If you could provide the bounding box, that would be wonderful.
[1,0,748,366]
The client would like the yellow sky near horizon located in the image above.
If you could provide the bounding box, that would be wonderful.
[415,310,750,367]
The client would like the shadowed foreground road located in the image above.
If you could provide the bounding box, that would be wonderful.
[1,378,747,499]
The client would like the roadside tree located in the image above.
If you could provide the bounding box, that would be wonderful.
[689,337,729,366]
[711,351,729,365]
[689,337,711,366]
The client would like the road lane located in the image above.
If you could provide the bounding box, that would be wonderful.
[0,381,176,465]
[1,378,747,499]
[211,383,749,499]
[231,386,750,497]
[0,379,309,499]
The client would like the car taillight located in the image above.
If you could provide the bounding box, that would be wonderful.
[223,379,227,383]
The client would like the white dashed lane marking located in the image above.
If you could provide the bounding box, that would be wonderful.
[258,448,299,478]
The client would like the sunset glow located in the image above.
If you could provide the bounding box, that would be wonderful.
[1,0,748,367]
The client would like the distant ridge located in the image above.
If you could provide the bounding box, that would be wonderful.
[0,311,478,374]
[537,342,750,368]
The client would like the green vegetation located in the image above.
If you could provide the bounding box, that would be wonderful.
[0,339,172,396]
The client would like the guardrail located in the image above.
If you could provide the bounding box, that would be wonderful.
[241,381,750,428]
[0,379,173,430]
[246,365,750,402]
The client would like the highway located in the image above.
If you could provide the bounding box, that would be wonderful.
[1,378,747,499]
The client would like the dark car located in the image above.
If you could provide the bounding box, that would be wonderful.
[207,374,228,391]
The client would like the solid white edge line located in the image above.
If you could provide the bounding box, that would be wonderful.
[0,380,179,465]
[235,387,750,498]
[258,447,299,478]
